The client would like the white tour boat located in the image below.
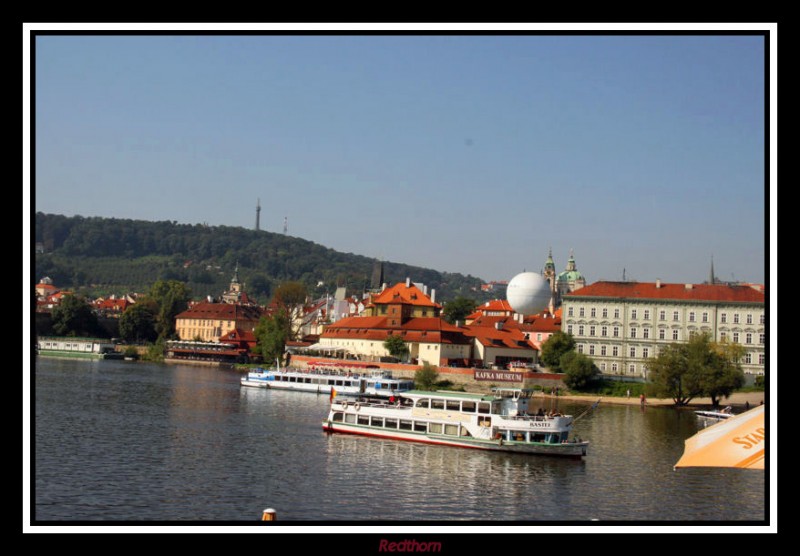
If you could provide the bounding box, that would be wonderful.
[241,365,415,398]
[322,388,590,458]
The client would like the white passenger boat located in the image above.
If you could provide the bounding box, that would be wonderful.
[322,388,589,458]
[240,366,415,398]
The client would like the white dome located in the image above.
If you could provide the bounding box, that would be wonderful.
[506,272,550,315]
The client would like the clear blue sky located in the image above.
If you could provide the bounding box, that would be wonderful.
[31,31,770,285]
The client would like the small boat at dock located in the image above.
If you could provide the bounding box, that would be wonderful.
[241,365,415,398]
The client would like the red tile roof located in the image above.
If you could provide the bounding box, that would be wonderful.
[565,281,765,303]
[321,315,469,344]
[369,282,442,308]
[176,303,263,321]
[461,322,538,351]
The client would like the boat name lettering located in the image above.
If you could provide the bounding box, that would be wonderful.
[732,428,766,449]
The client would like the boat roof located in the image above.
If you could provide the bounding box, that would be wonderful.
[399,390,500,402]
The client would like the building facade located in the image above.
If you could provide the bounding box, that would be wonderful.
[561,281,766,378]
[175,303,263,342]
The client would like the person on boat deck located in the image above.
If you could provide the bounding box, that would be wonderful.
[389,395,396,403]
[536,407,545,417]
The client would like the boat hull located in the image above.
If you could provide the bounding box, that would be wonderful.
[322,420,588,458]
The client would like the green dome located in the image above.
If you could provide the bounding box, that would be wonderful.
[557,270,584,282]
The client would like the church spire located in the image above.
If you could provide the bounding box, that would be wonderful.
[709,255,716,284]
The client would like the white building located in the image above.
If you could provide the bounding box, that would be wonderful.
[562,281,766,378]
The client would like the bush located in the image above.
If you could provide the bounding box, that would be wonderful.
[123,346,139,360]
[415,363,439,390]
[561,352,599,391]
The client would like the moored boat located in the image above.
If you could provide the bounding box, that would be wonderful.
[322,388,589,458]
[241,366,415,398]
[695,406,734,427]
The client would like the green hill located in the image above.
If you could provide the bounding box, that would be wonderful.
[34,213,488,303]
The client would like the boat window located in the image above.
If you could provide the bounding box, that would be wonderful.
[335,380,344,387]
[444,424,459,436]
[413,421,427,432]
[446,400,460,411]
[431,399,445,410]
[345,414,356,424]
[371,417,384,427]
[429,423,443,434]
[478,402,491,414]
[304,378,311,383]
[532,433,546,442]
[384,418,398,429]
[461,401,476,413]
[357,415,370,425]
[399,420,413,431]
[332,412,344,422]
[415,398,430,408]
[491,402,501,414]
[513,431,526,442]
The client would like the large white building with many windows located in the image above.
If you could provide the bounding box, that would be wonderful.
[561,281,766,378]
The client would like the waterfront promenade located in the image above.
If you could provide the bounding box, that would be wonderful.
[553,391,766,409]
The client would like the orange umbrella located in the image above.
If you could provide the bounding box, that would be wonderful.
[675,405,765,470]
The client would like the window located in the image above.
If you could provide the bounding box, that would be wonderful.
[399,420,413,431]
[444,424,459,436]
[744,353,752,364]
[760,333,765,345]
[461,401,476,413]
[733,332,739,343]
[659,329,666,340]
[612,346,619,357]
[601,345,607,356]
[414,421,427,432]
[630,328,637,338]
[760,314,765,324]
[746,314,753,324]
[721,313,727,323]
[478,402,491,414]
[673,311,680,321]
[432,399,445,410]
[577,344,584,354]
[689,312,695,322]
[673,330,679,340]
[578,325,584,335]
[415,398,430,408]
[614,308,620,319]
[537,333,542,341]
[643,328,650,339]
[720,331,727,341]
[589,345,595,355]
[579,307,585,317]
[759,354,765,365]
[601,326,608,337]
[446,400,460,411]
[611,363,618,372]
[600,363,606,371]
[746,333,752,344]
[602,308,608,318]
[613,326,620,338]
[631,309,638,319]
[642,347,649,359]
[589,326,596,336]
[630,346,636,358]
[591,308,596,317]
[644,310,650,320]
[429,423,443,434]
[567,325,573,334]
[384,418,398,429]
[659,310,666,321]
[734,313,740,324]
[345,413,357,424]
[568,307,573,317]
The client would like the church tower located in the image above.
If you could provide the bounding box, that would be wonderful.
[543,248,557,313]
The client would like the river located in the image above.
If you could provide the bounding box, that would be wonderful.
[31,358,767,524]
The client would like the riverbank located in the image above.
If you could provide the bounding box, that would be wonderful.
[548,391,766,410]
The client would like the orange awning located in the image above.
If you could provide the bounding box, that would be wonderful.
[675,405,765,470]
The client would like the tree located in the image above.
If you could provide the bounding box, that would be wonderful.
[561,351,598,391]
[149,279,191,340]
[50,294,99,337]
[415,363,439,390]
[383,334,410,361]
[272,281,308,309]
[118,303,157,343]
[647,333,745,406]
[255,311,290,366]
[443,296,477,325]
[539,331,576,372]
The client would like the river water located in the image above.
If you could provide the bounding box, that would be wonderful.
[31,358,767,524]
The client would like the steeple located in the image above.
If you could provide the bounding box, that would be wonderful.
[709,255,716,284]
[565,248,577,271]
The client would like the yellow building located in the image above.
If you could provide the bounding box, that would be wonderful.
[175,303,263,342]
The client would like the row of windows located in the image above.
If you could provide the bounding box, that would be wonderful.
[567,306,764,325]
[579,343,765,365]
[568,324,766,345]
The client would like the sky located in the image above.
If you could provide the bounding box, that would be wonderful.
[28,26,773,286]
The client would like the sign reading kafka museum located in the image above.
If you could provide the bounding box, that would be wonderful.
[474,370,524,382]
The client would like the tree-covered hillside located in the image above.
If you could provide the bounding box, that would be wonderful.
[34,213,488,303]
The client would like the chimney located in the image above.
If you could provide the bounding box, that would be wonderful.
[656,279,661,289]
[405,277,411,287]
[430,289,436,303]
[423,285,428,295]
[381,283,387,291]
